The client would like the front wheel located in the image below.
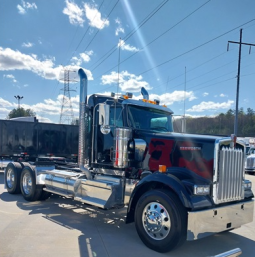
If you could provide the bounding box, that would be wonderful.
[20,166,42,201]
[135,189,187,253]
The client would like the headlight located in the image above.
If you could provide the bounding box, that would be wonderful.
[244,180,252,190]
[193,185,210,195]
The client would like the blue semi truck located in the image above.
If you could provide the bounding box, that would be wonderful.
[4,68,254,253]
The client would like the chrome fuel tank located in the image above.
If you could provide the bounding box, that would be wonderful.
[113,128,132,168]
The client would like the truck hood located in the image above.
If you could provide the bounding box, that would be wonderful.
[134,130,226,180]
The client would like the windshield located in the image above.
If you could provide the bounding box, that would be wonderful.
[128,105,173,132]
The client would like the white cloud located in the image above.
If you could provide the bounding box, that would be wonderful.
[63,1,109,29]
[203,92,209,97]
[17,5,26,14]
[115,18,121,25]
[3,74,17,83]
[17,1,37,14]
[118,39,139,52]
[115,18,124,36]
[0,95,80,123]
[116,27,125,36]
[220,93,227,97]
[71,51,93,66]
[0,47,93,82]
[84,3,109,29]
[101,71,151,92]
[36,116,53,123]
[22,42,33,48]
[173,113,216,119]
[187,100,234,112]
[143,91,196,106]
[63,0,84,26]
[0,97,13,108]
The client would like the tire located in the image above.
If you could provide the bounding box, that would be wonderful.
[135,189,187,253]
[4,162,22,194]
[20,166,43,201]
[39,188,51,201]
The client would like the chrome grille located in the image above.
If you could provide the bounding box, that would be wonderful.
[246,158,255,169]
[213,147,244,204]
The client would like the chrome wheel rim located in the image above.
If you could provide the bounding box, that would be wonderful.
[142,201,171,240]
[6,168,15,189]
[22,172,32,195]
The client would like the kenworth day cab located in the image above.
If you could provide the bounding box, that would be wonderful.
[4,68,254,253]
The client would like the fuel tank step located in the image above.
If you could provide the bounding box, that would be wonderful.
[74,175,125,209]
[44,170,125,209]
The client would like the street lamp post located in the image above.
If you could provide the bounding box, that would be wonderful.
[14,95,23,109]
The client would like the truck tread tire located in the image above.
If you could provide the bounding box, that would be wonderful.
[39,189,51,201]
[135,189,187,253]
[20,166,42,201]
[4,162,22,194]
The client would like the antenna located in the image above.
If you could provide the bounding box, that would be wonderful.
[114,38,122,126]
[59,69,77,124]
[182,66,186,133]
[117,38,121,99]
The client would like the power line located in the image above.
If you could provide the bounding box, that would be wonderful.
[137,18,255,76]
[89,0,169,71]
[92,0,211,76]
[150,50,232,93]
[69,0,105,62]
[82,0,120,53]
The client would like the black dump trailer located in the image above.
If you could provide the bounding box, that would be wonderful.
[0,119,79,165]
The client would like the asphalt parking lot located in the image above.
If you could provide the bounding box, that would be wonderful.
[0,171,254,257]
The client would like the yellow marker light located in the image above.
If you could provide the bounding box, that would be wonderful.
[159,165,167,173]
[123,95,129,99]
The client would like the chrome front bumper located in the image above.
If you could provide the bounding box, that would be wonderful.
[187,200,254,241]
[245,168,255,173]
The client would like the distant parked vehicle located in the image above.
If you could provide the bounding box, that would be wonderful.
[245,147,255,174]
[0,118,79,169]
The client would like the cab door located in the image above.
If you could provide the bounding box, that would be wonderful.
[96,105,124,166]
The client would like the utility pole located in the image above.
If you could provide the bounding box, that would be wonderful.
[228,29,255,136]
[59,69,77,124]
[14,95,23,109]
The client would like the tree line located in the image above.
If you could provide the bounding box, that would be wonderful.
[7,107,36,119]
[6,107,255,137]
[173,108,255,137]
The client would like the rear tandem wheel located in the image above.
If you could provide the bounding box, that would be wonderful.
[4,162,22,194]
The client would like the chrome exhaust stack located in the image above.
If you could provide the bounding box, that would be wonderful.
[78,68,92,180]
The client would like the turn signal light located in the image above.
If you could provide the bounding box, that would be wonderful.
[159,165,167,173]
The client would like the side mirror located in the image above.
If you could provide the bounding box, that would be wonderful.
[99,103,110,134]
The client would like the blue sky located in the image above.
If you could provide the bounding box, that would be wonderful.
[1,0,255,123]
